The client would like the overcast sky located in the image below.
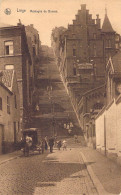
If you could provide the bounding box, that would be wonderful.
[0,0,121,46]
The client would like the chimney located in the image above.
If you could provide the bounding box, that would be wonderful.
[30,24,34,28]
[17,19,22,26]
[96,14,101,29]
[81,4,86,10]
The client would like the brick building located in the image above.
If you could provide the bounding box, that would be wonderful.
[0,70,20,154]
[25,24,40,93]
[56,5,120,85]
[52,4,121,142]
[0,23,32,129]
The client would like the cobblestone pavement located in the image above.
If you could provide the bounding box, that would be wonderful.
[0,138,98,195]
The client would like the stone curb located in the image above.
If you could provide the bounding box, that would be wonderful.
[80,151,117,195]
[0,154,21,165]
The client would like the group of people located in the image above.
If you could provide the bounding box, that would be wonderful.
[40,136,68,153]
[56,139,67,150]
[44,136,67,152]
[21,135,68,156]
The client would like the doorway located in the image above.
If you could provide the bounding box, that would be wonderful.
[0,125,4,154]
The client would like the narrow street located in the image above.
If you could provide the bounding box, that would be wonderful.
[0,137,98,195]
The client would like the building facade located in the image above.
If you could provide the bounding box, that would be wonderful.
[25,24,40,95]
[51,4,121,143]
[95,51,121,164]
[0,23,33,129]
[0,70,20,154]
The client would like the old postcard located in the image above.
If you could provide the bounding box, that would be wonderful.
[0,0,121,194]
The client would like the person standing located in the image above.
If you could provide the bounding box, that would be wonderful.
[44,136,48,150]
[74,134,78,143]
[62,140,67,150]
[48,136,54,153]
[57,140,62,150]
[25,135,32,156]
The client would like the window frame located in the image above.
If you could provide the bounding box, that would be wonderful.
[73,48,76,57]
[7,96,10,114]
[4,41,14,56]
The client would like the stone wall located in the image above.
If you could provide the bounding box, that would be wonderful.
[95,96,121,164]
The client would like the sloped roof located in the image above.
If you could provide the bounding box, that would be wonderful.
[111,51,121,73]
[1,70,14,91]
[0,23,13,28]
[102,14,114,33]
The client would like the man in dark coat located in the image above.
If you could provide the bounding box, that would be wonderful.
[48,136,54,153]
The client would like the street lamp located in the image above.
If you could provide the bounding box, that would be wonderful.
[47,85,56,136]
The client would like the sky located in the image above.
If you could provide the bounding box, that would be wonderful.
[0,0,121,46]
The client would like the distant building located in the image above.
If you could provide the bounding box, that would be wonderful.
[78,85,106,148]
[0,70,20,154]
[56,5,120,86]
[25,24,40,91]
[0,22,39,129]
[52,4,121,141]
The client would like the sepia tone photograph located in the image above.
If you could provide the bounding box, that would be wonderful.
[0,0,121,194]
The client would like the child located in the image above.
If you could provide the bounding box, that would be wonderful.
[56,140,62,150]
[62,140,67,150]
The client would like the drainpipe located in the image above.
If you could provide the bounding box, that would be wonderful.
[104,115,107,156]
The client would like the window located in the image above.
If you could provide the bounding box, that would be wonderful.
[14,95,17,109]
[14,122,16,143]
[0,97,2,110]
[34,35,37,43]
[106,39,111,48]
[115,35,120,41]
[73,67,76,75]
[93,33,96,39]
[93,44,96,56]
[18,122,20,132]
[5,65,14,70]
[5,41,13,55]
[33,46,36,56]
[7,96,10,114]
[72,34,76,38]
[115,43,119,49]
[108,40,111,47]
[73,48,76,56]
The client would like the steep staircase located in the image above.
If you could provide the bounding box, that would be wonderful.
[31,46,84,140]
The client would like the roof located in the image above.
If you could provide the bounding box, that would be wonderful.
[1,70,14,92]
[111,51,121,73]
[102,14,114,33]
[0,23,13,28]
